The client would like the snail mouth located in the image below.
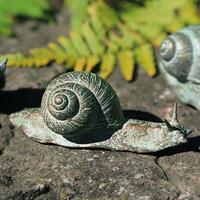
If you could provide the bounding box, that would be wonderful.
[159,38,175,61]
[181,127,193,137]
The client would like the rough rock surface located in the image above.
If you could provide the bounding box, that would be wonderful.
[0,129,179,200]
[0,115,13,154]
[158,152,200,200]
[0,10,200,200]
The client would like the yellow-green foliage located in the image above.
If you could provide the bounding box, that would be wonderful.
[0,0,50,36]
[1,0,200,80]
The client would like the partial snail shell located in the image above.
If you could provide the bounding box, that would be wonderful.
[0,59,7,76]
[41,71,125,139]
[159,25,200,83]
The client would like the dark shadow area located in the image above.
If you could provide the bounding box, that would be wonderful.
[0,76,5,89]
[123,110,163,122]
[186,103,197,110]
[152,136,200,157]
[108,0,145,9]
[67,129,115,144]
[0,88,45,114]
[91,63,101,74]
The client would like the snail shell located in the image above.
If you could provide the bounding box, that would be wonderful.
[159,25,200,83]
[41,71,125,139]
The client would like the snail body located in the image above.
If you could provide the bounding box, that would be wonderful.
[9,71,191,153]
[159,25,200,110]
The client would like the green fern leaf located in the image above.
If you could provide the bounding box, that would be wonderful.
[29,48,53,67]
[58,36,78,57]
[65,0,89,32]
[135,44,156,76]
[69,31,90,56]
[95,0,118,28]
[99,53,115,79]
[82,22,105,55]
[118,50,135,81]
[88,4,106,40]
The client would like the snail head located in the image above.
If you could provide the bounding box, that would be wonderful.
[163,103,192,146]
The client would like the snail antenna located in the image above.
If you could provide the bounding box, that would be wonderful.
[169,103,179,125]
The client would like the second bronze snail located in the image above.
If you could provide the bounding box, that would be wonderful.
[159,25,200,111]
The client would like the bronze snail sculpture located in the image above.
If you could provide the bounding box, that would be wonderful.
[10,70,191,153]
[159,25,200,110]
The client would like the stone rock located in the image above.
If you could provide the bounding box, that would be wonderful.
[0,130,178,200]
[158,152,200,200]
[0,114,13,153]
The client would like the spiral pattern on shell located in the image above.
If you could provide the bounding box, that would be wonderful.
[160,38,176,61]
[159,29,195,82]
[41,71,125,138]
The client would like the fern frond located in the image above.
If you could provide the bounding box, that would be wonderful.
[1,0,200,81]
[99,53,116,79]
[135,44,156,77]
[118,50,135,81]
